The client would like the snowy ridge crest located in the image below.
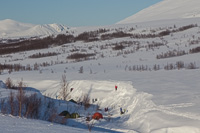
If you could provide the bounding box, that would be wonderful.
[117,0,200,24]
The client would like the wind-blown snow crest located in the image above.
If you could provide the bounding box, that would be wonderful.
[117,0,200,24]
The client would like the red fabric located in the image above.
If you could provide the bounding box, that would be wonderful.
[92,112,103,120]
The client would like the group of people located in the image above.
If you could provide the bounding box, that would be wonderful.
[69,85,126,115]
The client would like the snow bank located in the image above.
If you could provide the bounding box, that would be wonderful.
[26,80,200,133]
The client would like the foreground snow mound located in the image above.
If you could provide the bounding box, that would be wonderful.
[36,80,200,133]
[118,0,200,24]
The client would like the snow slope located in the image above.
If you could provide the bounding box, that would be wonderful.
[0,114,97,133]
[117,0,200,24]
[0,19,69,39]
[1,13,200,132]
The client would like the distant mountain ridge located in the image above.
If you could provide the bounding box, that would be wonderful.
[0,19,69,39]
[117,0,200,24]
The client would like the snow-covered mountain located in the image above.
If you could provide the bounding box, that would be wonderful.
[0,19,34,36]
[117,0,200,24]
[0,19,69,39]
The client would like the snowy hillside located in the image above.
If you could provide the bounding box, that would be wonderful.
[1,10,200,133]
[36,80,200,133]
[117,0,200,24]
[0,19,69,39]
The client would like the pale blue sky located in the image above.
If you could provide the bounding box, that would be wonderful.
[0,0,162,27]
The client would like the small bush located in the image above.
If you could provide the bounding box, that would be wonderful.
[190,46,200,53]
[112,45,125,50]
[158,30,171,36]
[67,53,95,60]
[29,52,60,58]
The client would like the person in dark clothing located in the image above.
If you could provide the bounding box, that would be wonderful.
[105,107,109,112]
[120,107,123,114]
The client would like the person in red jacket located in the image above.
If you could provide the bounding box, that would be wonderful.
[115,85,118,91]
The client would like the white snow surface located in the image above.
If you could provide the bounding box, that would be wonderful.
[1,10,200,133]
[0,114,92,133]
[117,0,200,24]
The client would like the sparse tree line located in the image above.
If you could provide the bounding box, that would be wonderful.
[67,53,96,61]
[0,35,74,55]
[0,61,62,74]
[156,50,187,59]
[0,28,109,55]
[0,24,197,56]
[28,52,60,58]
[125,61,198,72]
[0,63,26,74]
[157,46,200,59]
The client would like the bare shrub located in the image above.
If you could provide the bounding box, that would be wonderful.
[112,44,125,50]
[158,30,171,36]
[82,93,90,110]
[24,93,42,118]
[87,120,95,132]
[187,62,197,69]
[190,46,200,54]
[16,79,26,117]
[61,117,68,125]
[60,74,69,101]
[5,77,14,89]
[176,61,185,70]
[8,91,15,115]
[42,99,58,122]
[48,108,58,123]
[0,99,7,114]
